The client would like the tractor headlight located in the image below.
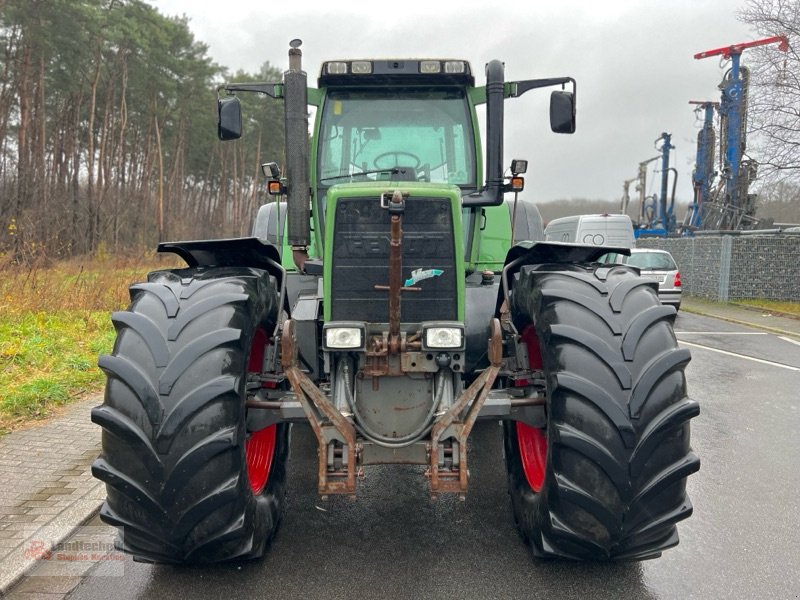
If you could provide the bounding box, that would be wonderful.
[420,60,442,74]
[325,62,348,75]
[323,324,364,350]
[444,60,467,74]
[351,61,372,74]
[424,326,463,350]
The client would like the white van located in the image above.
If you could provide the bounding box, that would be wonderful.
[544,214,635,248]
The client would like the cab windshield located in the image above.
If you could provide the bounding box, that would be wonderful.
[318,88,476,186]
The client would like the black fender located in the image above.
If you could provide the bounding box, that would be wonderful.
[158,237,284,289]
[495,241,631,317]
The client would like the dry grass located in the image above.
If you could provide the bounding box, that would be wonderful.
[734,299,800,317]
[0,253,181,314]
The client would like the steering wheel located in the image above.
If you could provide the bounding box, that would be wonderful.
[373,151,422,170]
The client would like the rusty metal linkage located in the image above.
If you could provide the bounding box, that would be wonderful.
[387,190,404,354]
[372,190,421,356]
[281,319,357,495]
[428,318,503,494]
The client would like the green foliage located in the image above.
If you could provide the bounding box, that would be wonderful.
[0,310,113,431]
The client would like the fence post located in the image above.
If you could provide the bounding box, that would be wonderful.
[718,236,732,302]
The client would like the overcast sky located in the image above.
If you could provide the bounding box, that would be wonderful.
[148,0,763,209]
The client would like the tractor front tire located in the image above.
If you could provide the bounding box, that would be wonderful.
[92,267,288,563]
[505,263,699,560]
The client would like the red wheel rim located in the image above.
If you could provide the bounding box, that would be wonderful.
[245,328,276,495]
[517,421,547,492]
[520,324,543,370]
[246,425,276,495]
[517,324,546,491]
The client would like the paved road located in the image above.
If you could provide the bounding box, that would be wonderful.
[10,311,800,599]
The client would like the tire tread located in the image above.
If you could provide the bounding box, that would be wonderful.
[93,267,287,563]
[505,263,698,560]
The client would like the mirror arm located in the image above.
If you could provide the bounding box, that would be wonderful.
[217,82,284,99]
[509,77,576,100]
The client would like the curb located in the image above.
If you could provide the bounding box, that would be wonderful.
[0,483,104,596]
[727,302,800,322]
[681,305,800,339]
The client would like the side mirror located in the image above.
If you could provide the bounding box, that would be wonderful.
[261,162,281,178]
[550,91,576,134]
[218,95,242,141]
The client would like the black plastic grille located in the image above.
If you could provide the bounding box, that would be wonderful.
[330,196,457,322]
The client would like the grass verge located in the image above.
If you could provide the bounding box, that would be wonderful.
[0,254,181,434]
[0,311,115,432]
[733,299,800,318]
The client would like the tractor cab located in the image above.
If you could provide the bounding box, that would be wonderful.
[316,60,477,186]
[218,52,576,274]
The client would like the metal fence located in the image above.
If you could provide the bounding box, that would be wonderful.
[636,234,800,301]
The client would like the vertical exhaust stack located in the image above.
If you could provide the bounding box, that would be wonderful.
[464,59,505,207]
[284,40,311,269]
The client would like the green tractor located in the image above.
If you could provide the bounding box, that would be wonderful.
[93,40,699,563]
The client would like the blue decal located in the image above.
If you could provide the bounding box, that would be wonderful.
[404,268,444,287]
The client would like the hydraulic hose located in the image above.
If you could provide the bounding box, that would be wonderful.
[337,357,448,449]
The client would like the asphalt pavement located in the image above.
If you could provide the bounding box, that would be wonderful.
[681,296,800,337]
[1,295,798,598]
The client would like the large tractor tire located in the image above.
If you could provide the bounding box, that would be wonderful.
[505,263,699,560]
[92,267,288,563]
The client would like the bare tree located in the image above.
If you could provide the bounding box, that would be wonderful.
[0,0,285,260]
[739,0,800,183]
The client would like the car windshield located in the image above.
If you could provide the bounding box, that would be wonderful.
[317,88,476,185]
[627,252,677,270]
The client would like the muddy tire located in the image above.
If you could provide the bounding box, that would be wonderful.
[92,267,288,563]
[505,263,699,560]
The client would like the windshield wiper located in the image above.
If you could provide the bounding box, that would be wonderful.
[319,168,403,184]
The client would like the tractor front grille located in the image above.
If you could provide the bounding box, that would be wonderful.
[330,196,457,323]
